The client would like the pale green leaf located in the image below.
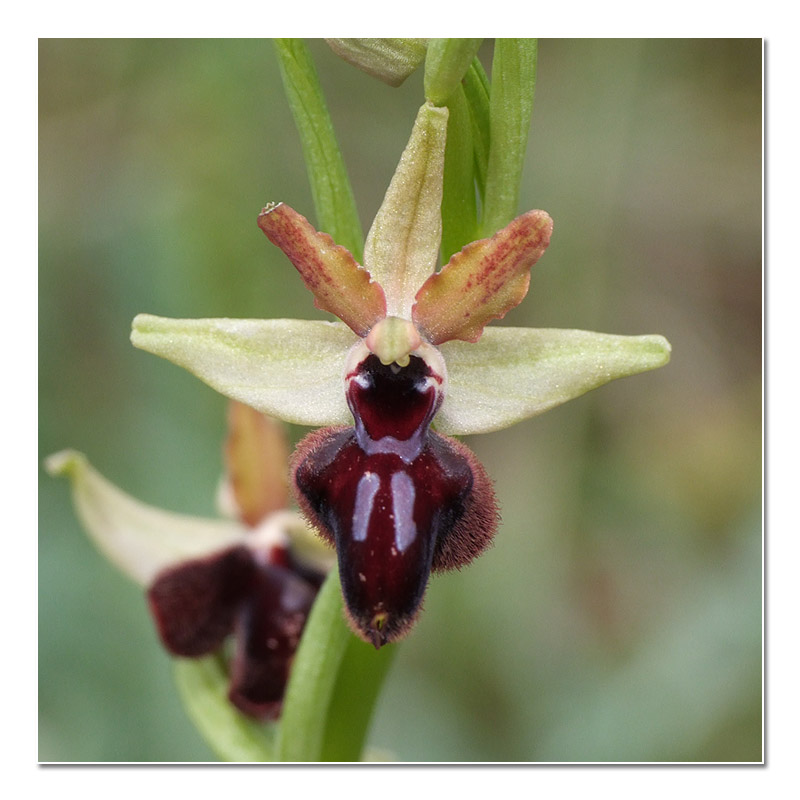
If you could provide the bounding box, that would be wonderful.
[173,655,276,762]
[363,102,449,318]
[131,315,357,427]
[436,327,671,435]
[45,450,246,585]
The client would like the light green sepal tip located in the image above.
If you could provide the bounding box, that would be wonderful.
[45,449,245,585]
[436,327,671,435]
[131,314,356,428]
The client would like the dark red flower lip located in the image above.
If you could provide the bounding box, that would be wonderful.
[147,542,321,719]
[292,350,499,648]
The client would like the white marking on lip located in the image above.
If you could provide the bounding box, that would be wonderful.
[391,471,417,552]
[352,471,380,542]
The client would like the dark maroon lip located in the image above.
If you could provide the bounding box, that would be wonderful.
[293,352,498,648]
[147,544,321,719]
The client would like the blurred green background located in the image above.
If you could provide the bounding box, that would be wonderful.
[39,39,762,762]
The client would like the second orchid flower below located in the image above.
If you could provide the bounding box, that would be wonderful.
[48,402,334,717]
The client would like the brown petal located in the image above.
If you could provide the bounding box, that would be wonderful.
[258,203,386,337]
[412,209,553,344]
[224,401,289,527]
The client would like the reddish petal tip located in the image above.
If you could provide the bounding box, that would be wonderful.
[413,209,554,345]
[258,202,386,337]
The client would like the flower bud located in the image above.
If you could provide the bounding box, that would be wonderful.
[325,39,428,87]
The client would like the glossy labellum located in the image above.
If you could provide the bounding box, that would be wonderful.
[293,346,498,648]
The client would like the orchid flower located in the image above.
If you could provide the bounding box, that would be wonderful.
[46,402,334,720]
[129,101,671,649]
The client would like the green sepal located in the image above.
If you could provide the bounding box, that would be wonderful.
[131,315,356,428]
[437,327,672,435]
[363,102,449,318]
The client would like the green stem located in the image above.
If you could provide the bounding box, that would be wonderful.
[424,38,483,106]
[441,84,479,264]
[270,36,403,765]
[481,38,538,237]
[273,568,352,761]
[320,634,397,761]
[273,39,364,260]
[173,654,276,762]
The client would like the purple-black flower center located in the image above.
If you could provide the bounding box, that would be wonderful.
[346,354,442,456]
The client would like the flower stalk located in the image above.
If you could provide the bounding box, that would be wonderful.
[274,568,352,761]
[173,655,276,762]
